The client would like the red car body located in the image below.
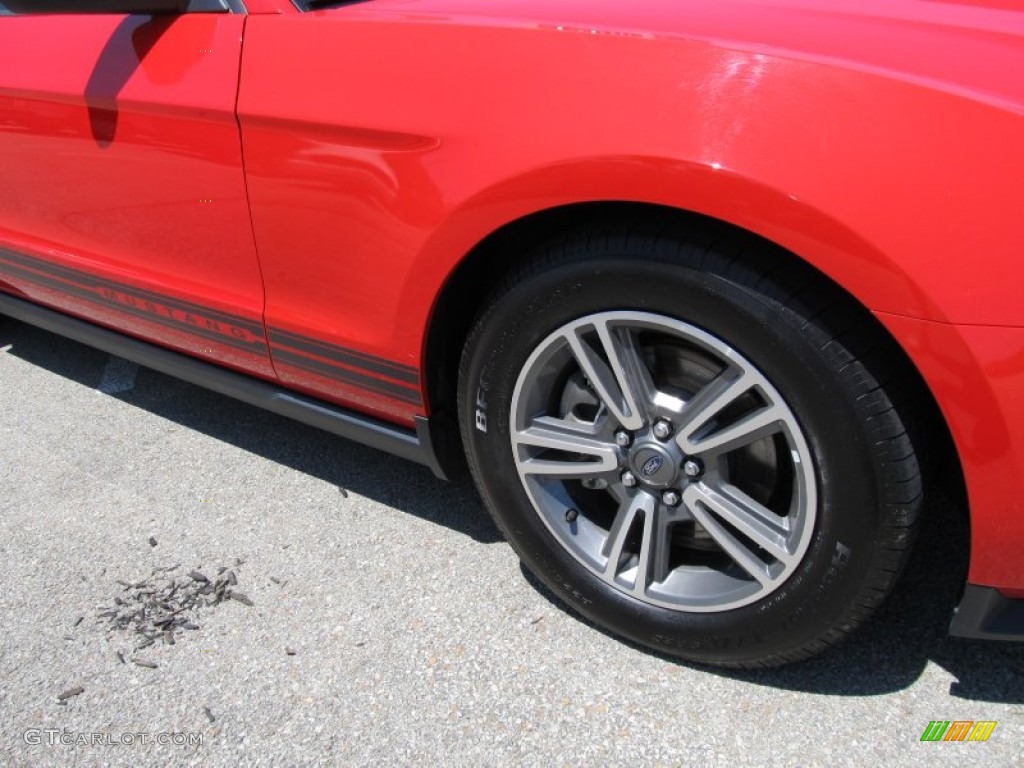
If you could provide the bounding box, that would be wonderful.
[1,0,1022,648]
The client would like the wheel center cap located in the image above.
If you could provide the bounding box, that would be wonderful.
[630,444,678,488]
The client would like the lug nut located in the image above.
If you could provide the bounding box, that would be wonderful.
[614,430,632,448]
[683,459,704,478]
[621,470,638,488]
[662,490,681,507]
[653,419,673,440]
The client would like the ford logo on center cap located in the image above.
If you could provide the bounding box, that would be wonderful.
[641,455,664,477]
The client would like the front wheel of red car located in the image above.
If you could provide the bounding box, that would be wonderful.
[458,227,923,667]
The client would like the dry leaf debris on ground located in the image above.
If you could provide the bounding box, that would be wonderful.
[94,562,253,650]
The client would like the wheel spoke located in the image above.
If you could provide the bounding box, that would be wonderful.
[513,416,619,478]
[602,494,643,575]
[676,370,783,456]
[685,487,777,585]
[685,482,795,564]
[688,405,785,456]
[601,492,667,594]
[637,499,675,596]
[564,321,650,431]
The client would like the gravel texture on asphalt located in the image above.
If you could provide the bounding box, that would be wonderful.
[1,320,1022,767]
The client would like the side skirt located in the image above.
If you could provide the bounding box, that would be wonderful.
[0,293,450,479]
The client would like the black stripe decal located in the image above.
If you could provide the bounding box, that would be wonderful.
[268,328,419,385]
[0,246,424,406]
[273,348,422,404]
[0,256,266,355]
[0,247,264,337]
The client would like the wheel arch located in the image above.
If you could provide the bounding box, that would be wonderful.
[421,200,967,562]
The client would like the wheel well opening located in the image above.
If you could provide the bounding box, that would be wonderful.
[422,201,966,534]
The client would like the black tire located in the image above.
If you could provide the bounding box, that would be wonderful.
[458,225,922,667]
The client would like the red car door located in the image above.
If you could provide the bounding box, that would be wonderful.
[0,8,271,377]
